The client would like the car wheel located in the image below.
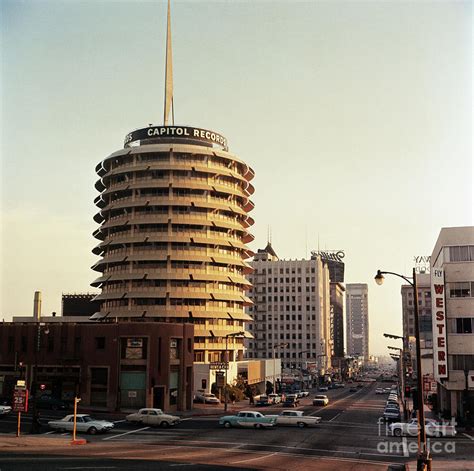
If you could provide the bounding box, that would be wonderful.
[160,421,170,428]
[393,428,402,437]
[58,428,66,433]
[223,421,232,428]
[88,426,98,435]
[297,422,306,428]
[255,423,263,429]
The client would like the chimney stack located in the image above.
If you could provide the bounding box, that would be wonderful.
[33,291,42,321]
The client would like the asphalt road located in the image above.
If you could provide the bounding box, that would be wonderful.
[1,382,473,471]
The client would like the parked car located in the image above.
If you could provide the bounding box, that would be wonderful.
[318,386,329,392]
[32,395,69,411]
[0,405,12,416]
[299,390,310,397]
[313,395,329,406]
[334,383,345,389]
[282,395,299,408]
[349,387,357,392]
[194,392,220,404]
[126,408,180,427]
[256,395,270,407]
[48,414,114,435]
[357,384,364,389]
[375,388,384,395]
[382,409,401,422]
[383,388,392,393]
[219,411,276,428]
[389,418,457,437]
[270,410,322,428]
[268,394,281,404]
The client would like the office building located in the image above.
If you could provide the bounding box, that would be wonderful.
[346,283,369,363]
[430,226,474,420]
[246,243,332,374]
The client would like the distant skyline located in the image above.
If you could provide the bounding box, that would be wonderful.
[1,1,472,355]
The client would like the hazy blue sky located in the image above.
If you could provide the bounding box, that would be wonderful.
[1,1,472,355]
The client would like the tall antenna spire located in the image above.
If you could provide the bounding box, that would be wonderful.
[163,0,174,125]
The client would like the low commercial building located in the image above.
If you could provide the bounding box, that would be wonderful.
[0,320,194,412]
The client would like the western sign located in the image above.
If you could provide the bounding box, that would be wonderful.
[431,268,448,381]
[124,126,228,151]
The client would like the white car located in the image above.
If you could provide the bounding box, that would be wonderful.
[268,394,281,404]
[375,388,384,394]
[272,410,322,428]
[313,395,329,406]
[194,392,220,404]
[0,405,12,416]
[48,414,114,435]
[126,408,180,427]
[389,418,457,437]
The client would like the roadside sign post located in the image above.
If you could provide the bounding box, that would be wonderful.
[72,397,81,442]
[13,382,28,437]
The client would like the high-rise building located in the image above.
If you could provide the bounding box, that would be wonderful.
[346,283,369,363]
[330,282,345,360]
[90,2,255,392]
[430,226,474,420]
[311,251,346,372]
[245,243,332,373]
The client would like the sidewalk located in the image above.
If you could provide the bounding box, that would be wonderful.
[0,435,72,449]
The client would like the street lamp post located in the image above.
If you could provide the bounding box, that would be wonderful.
[385,332,408,419]
[375,268,431,471]
[388,345,408,420]
[224,331,245,412]
[272,343,288,395]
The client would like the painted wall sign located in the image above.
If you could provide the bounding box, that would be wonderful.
[431,268,448,381]
[124,126,228,151]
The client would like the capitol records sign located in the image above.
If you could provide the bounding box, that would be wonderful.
[124,126,228,151]
[431,268,448,381]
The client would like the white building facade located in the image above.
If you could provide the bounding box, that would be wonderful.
[245,244,332,374]
[346,284,369,363]
[431,226,474,421]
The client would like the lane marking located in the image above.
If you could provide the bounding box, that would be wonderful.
[329,412,342,422]
[43,431,56,435]
[230,452,277,464]
[102,426,150,440]
[113,420,126,424]
[463,433,474,440]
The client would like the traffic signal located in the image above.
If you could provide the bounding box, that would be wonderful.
[40,384,46,391]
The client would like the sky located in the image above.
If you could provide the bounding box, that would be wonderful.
[1,0,472,356]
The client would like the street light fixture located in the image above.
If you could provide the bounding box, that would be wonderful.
[388,345,408,419]
[375,268,431,471]
[224,331,245,412]
[272,343,288,394]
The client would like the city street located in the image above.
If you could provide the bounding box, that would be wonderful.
[1,382,473,470]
